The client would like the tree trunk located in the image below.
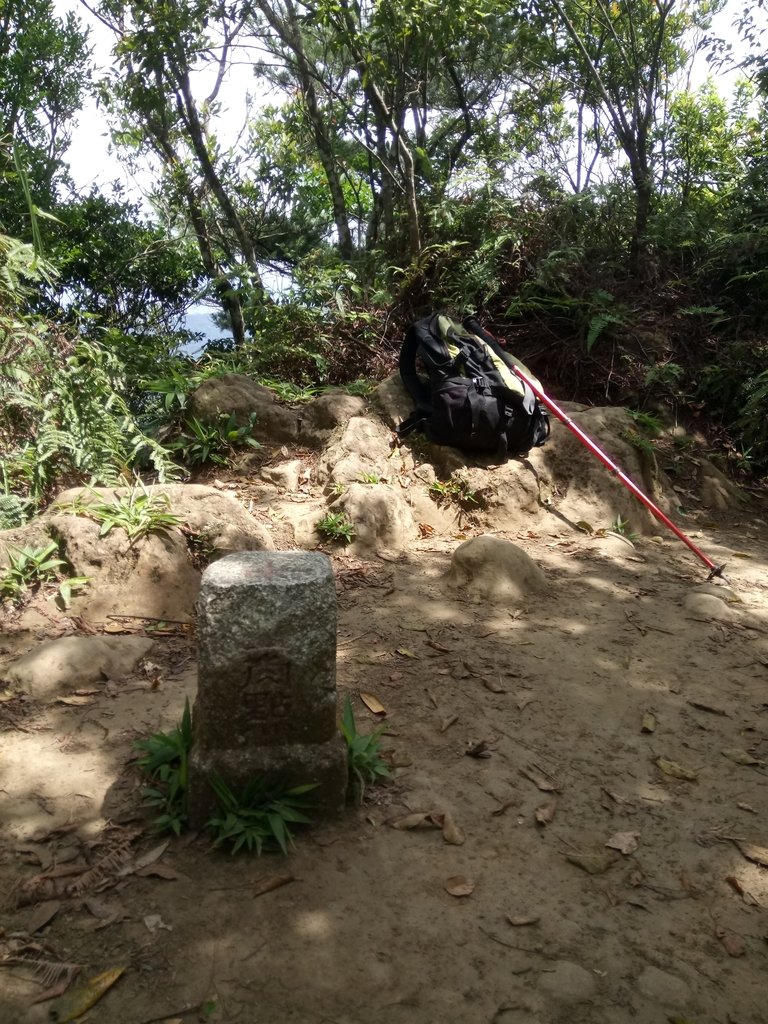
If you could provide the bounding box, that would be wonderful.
[259,0,354,260]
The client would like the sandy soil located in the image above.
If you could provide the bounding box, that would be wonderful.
[1,449,767,1024]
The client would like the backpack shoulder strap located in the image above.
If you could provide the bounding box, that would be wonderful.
[399,316,437,414]
[463,316,539,415]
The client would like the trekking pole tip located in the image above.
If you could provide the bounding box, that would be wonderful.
[707,563,728,582]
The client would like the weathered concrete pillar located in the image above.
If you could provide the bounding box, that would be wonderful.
[187,551,347,828]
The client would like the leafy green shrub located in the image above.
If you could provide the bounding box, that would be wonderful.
[0,491,34,530]
[428,477,479,510]
[340,696,392,804]
[169,413,262,468]
[207,776,317,855]
[317,511,355,544]
[135,699,192,836]
[1,332,180,510]
[696,339,768,475]
[0,541,89,608]
[627,410,663,435]
[135,703,317,852]
[63,485,184,543]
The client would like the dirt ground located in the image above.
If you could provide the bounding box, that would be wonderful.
[1,429,767,1024]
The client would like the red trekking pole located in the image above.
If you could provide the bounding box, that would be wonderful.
[463,318,726,580]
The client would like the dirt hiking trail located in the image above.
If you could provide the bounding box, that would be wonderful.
[1,382,767,1024]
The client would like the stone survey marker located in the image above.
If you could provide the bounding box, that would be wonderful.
[187,551,348,826]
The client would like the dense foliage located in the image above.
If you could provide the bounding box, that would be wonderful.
[1,0,767,520]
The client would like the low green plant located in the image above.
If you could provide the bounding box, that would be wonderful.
[257,377,322,403]
[621,428,656,458]
[67,485,184,543]
[644,361,685,394]
[342,379,375,397]
[329,482,346,497]
[0,492,34,530]
[207,775,317,855]
[0,541,88,608]
[429,477,479,509]
[142,366,196,412]
[340,696,392,804]
[627,409,663,436]
[610,515,639,541]
[357,471,381,485]
[217,412,263,451]
[56,575,91,610]
[169,413,262,467]
[584,290,627,353]
[135,698,192,835]
[317,511,356,544]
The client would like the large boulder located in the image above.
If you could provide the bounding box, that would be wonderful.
[2,635,155,700]
[446,534,546,604]
[51,484,274,559]
[534,406,677,535]
[39,484,275,622]
[297,392,367,448]
[48,514,200,622]
[319,415,395,486]
[189,373,299,444]
[698,459,742,511]
[371,373,414,431]
[333,483,417,557]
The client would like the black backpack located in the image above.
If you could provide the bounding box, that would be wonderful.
[398,313,550,456]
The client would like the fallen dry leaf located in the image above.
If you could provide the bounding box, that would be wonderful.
[721,748,765,767]
[656,757,698,782]
[506,914,540,927]
[29,975,79,1006]
[606,831,640,855]
[440,811,465,846]
[535,799,557,826]
[520,764,560,793]
[465,740,492,758]
[83,897,117,920]
[135,863,178,880]
[641,711,656,734]
[735,840,768,868]
[45,966,125,1022]
[439,714,458,733]
[55,695,95,707]
[715,925,746,957]
[566,851,616,875]
[252,873,295,898]
[395,647,418,659]
[120,840,169,876]
[737,801,757,813]
[444,875,475,897]
[27,899,61,933]
[725,875,761,907]
[360,692,386,715]
[491,797,520,817]
[687,699,727,716]
[388,812,439,831]
[144,913,172,933]
[483,678,506,693]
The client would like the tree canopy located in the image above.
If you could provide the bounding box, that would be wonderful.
[1,0,768,508]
